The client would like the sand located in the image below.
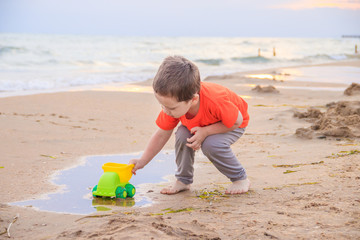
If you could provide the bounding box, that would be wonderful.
[1,61,360,239]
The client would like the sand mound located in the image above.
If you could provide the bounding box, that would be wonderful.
[295,128,314,139]
[344,83,360,96]
[294,101,360,139]
[293,108,323,119]
[252,85,279,94]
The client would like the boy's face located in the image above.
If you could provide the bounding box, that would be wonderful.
[155,93,195,118]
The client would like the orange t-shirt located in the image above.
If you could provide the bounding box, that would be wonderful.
[156,82,249,131]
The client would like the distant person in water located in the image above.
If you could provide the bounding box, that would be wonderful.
[129,56,250,195]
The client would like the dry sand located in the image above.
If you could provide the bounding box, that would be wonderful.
[0,61,359,239]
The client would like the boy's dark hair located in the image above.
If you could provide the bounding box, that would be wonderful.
[153,56,201,102]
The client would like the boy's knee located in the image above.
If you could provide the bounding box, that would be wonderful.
[201,138,218,156]
[175,125,191,144]
[201,136,229,156]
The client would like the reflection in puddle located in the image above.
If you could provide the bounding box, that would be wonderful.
[245,73,292,81]
[11,151,176,214]
[237,83,344,92]
[239,95,252,99]
[92,197,135,210]
[275,85,343,91]
[91,84,153,93]
[245,66,360,85]
[282,66,360,84]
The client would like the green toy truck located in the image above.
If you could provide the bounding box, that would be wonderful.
[92,163,136,199]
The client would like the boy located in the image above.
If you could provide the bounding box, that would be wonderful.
[130,56,250,195]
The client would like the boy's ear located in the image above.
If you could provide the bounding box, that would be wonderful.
[191,94,199,102]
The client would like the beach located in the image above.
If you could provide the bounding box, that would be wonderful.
[1,60,360,239]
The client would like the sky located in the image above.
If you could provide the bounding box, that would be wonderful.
[0,0,359,37]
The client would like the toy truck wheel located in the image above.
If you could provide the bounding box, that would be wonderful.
[92,185,98,197]
[116,187,127,199]
[125,184,136,198]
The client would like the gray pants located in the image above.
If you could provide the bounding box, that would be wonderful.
[175,125,247,185]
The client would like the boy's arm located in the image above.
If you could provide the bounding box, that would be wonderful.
[186,111,243,150]
[130,127,173,174]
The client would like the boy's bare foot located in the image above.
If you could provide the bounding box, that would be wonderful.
[160,180,190,195]
[225,178,251,195]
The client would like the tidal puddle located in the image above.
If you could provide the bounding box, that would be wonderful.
[11,150,176,214]
[244,66,360,85]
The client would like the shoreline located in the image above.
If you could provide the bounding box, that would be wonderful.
[205,59,360,77]
[1,59,359,99]
[0,59,359,239]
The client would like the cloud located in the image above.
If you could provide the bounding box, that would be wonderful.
[272,0,360,10]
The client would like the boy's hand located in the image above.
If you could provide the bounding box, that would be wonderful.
[186,127,208,151]
[129,159,145,175]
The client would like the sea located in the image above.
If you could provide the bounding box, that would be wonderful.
[0,33,359,96]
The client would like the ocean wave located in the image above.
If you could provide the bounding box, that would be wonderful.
[231,56,273,64]
[0,45,56,58]
[0,46,28,55]
[195,58,224,66]
[291,54,359,63]
[304,54,337,61]
[0,70,153,92]
[230,53,360,65]
[345,54,360,59]
[73,60,98,66]
[241,40,253,45]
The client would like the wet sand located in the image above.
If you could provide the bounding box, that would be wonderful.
[0,60,359,239]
